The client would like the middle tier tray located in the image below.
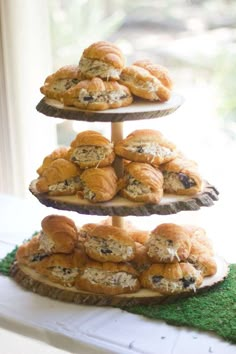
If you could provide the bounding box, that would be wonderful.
[30,180,218,216]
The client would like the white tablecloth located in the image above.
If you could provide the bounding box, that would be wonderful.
[0,194,235,354]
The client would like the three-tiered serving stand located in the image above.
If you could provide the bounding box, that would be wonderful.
[11,93,228,306]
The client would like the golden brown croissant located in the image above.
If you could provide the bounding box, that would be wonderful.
[182,224,213,254]
[75,260,140,295]
[16,234,48,267]
[40,214,78,254]
[34,248,88,287]
[160,156,203,195]
[84,224,136,263]
[68,130,115,169]
[119,65,171,101]
[63,78,133,111]
[128,229,150,245]
[187,239,217,277]
[40,65,83,101]
[115,129,177,166]
[146,223,191,263]
[35,158,81,195]
[130,242,152,273]
[140,262,203,294]
[79,41,125,80]
[133,59,173,89]
[37,146,70,176]
[118,162,163,203]
[78,166,118,203]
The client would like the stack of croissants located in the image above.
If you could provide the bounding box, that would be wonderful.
[34,129,203,203]
[40,40,173,110]
[16,214,217,295]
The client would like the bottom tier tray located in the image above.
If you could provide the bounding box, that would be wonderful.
[10,256,228,307]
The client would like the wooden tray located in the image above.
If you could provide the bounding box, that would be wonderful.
[36,93,184,122]
[29,180,219,217]
[10,256,229,307]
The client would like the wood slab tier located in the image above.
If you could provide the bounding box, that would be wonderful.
[36,93,184,122]
[29,180,219,217]
[10,256,228,307]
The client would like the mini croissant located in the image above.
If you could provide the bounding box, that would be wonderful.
[146,223,191,263]
[188,239,217,277]
[84,224,136,263]
[79,41,125,80]
[78,166,118,203]
[160,156,203,195]
[118,162,163,203]
[119,65,170,101]
[34,248,88,287]
[16,234,48,267]
[75,260,140,295]
[63,78,133,111]
[115,129,177,166]
[40,214,78,254]
[133,59,173,90]
[37,146,70,176]
[140,262,203,294]
[68,130,115,169]
[40,65,83,101]
[35,158,81,195]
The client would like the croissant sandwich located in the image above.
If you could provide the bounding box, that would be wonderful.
[37,146,70,176]
[133,59,173,90]
[39,214,78,254]
[182,224,213,254]
[79,41,125,80]
[131,242,152,273]
[140,262,203,294]
[115,129,177,166]
[75,261,140,295]
[16,234,49,267]
[187,239,217,277]
[40,65,83,101]
[119,65,170,101]
[68,130,115,169]
[78,166,118,203]
[118,162,163,203]
[63,78,133,111]
[160,156,203,195]
[84,224,136,263]
[146,223,191,263]
[35,158,81,195]
[34,248,88,287]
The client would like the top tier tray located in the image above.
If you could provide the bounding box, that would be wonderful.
[36,93,184,122]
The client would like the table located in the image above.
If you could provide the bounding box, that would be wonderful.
[0,193,235,354]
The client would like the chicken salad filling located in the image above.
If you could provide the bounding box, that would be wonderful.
[163,171,196,190]
[79,57,121,79]
[147,237,180,262]
[125,176,151,197]
[150,275,198,292]
[82,268,137,288]
[85,236,134,259]
[77,88,129,105]
[48,176,81,193]
[70,145,111,164]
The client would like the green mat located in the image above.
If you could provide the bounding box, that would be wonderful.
[0,248,235,344]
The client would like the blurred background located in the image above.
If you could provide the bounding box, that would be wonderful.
[0,0,236,259]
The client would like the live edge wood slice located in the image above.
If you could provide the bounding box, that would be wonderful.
[29,180,219,217]
[36,93,184,122]
[10,256,229,307]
